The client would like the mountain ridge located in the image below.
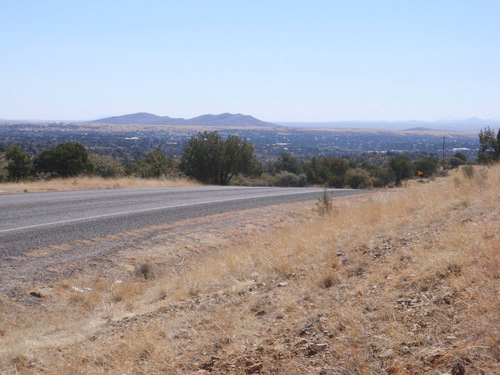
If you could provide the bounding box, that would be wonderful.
[91,112,277,127]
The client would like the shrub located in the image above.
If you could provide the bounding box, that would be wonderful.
[345,168,372,189]
[133,263,154,280]
[316,188,333,215]
[462,165,475,180]
[274,171,307,187]
[90,154,124,178]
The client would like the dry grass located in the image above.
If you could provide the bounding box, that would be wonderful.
[1,166,499,374]
[0,176,201,194]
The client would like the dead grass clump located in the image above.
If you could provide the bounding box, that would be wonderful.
[0,175,201,194]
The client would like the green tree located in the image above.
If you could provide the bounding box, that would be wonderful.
[454,152,467,162]
[90,154,124,178]
[137,148,175,178]
[6,146,31,181]
[0,152,9,182]
[318,157,349,188]
[477,127,500,164]
[273,171,307,187]
[345,168,372,189]
[274,152,302,175]
[304,157,321,185]
[388,155,413,186]
[33,142,94,177]
[366,165,393,188]
[413,158,438,177]
[180,131,262,185]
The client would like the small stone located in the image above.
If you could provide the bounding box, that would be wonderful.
[29,291,43,298]
[378,348,394,358]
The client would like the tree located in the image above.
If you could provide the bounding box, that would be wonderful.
[413,158,438,177]
[274,152,302,175]
[180,131,262,185]
[273,171,307,187]
[388,155,413,186]
[318,157,349,188]
[90,154,124,178]
[0,153,7,182]
[137,148,175,178]
[477,127,500,164]
[6,146,31,181]
[345,168,372,189]
[454,152,467,162]
[33,142,94,177]
[304,157,321,185]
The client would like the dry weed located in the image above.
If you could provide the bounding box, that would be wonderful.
[0,175,200,194]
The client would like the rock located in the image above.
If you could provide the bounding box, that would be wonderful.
[378,348,394,358]
[29,291,43,298]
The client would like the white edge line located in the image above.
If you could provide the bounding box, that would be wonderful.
[0,189,331,234]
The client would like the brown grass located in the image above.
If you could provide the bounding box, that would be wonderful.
[0,166,499,374]
[0,176,201,194]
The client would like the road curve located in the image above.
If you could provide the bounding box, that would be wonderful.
[0,186,369,258]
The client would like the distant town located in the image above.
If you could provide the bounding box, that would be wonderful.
[0,120,479,164]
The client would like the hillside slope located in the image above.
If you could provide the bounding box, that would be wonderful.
[1,167,499,374]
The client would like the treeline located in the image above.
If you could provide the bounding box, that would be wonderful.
[236,150,469,188]
[1,128,497,188]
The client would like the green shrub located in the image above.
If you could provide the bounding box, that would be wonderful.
[274,171,307,187]
[133,263,154,280]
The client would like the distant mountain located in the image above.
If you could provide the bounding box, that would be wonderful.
[91,112,277,127]
[405,127,435,131]
[276,119,500,132]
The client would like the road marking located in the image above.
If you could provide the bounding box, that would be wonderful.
[0,189,331,234]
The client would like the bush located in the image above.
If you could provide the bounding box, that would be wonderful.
[90,154,124,178]
[462,165,475,180]
[316,188,333,216]
[274,171,307,187]
[133,263,154,280]
[6,146,31,181]
[345,168,372,189]
[413,158,438,177]
[232,173,275,186]
[447,157,466,169]
[136,148,175,178]
[0,153,7,182]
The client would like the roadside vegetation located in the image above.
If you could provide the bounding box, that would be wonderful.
[0,163,498,374]
[3,127,497,191]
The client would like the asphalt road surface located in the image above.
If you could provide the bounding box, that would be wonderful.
[0,187,369,258]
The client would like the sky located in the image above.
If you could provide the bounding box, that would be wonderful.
[1,0,499,122]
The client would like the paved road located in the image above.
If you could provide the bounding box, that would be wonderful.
[0,187,369,258]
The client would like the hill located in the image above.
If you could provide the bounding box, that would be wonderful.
[1,167,499,374]
[91,112,277,127]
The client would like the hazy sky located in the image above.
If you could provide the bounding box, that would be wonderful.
[1,1,499,122]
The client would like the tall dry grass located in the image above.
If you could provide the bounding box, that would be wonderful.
[1,166,499,374]
[0,175,201,194]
